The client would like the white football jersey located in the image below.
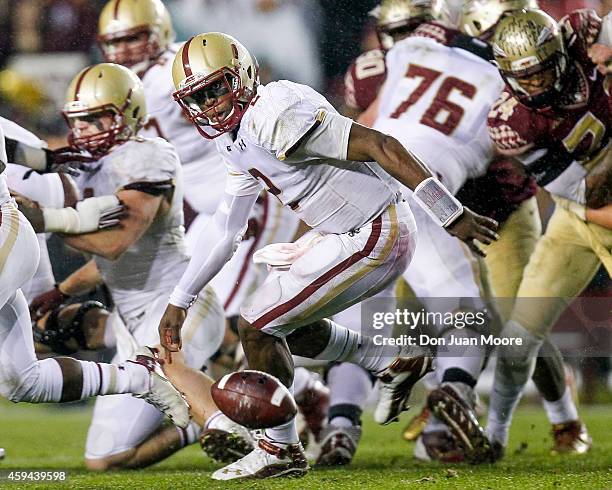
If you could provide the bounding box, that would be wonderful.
[140,45,219,167]
[215,80,402,234]
[76,137,189,317]
[375,35,504,193]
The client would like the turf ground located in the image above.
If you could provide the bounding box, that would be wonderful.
[0,401,610,489]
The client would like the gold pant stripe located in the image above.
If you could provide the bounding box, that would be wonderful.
[0,206,20,275]
[293,205,399,324]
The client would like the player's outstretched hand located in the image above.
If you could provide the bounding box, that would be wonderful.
[446,207,499,257]
[158,304,187,363]
[44,147,96,176]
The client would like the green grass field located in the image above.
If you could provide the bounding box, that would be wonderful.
[0,401,610,489]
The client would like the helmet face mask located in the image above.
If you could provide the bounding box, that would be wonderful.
[64,104,132,157]
[98,0,175,73]
[172,33,260,140]
[501,52,568,107]
[63,63,146,157]
[492,9,568,109]
[98,26,161,72]
[175,69,245,139]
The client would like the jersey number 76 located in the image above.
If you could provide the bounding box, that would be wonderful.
[391,64,477,136]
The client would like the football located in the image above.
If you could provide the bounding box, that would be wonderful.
[211,370,298,429]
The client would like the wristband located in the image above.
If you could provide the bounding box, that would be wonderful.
[42,207,81,233]
[413,177,463,227]
[169,288,197,310]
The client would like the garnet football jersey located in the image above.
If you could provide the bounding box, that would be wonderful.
[487,10,610,204]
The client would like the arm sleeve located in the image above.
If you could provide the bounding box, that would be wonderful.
[169,191,259,308]
[224,166,263,196]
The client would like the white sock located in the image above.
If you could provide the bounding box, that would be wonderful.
[265,382,299,444]
[204,410,225,430]
[542,387,579,425]
[328,363,372,408]
[486,321,542,445]
[265,418,299,445]
[80,360,148,398]
[177,420,202,447]
[314,319,401,373]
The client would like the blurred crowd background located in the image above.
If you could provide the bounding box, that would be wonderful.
[0,0,610,140]
[0,0,610,401]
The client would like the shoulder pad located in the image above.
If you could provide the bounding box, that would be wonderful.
[344,50,387,111]
[108,138,179,189]
[242,82,328,159]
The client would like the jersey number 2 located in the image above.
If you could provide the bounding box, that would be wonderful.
[390,64,476,136]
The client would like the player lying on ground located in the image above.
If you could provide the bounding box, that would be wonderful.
[0,122,188,436]
[156,32,498,480]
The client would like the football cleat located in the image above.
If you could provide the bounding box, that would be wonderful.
[295,377,330,443]
[374,355,434,425]
[200,414,255,463]
[551,421,592,455]
[130,346,190,429]
[0,447,5,460]
[316,424,362,466]
[427,383,491,464]
[211,438,308,480]
[413,431,466,463]
[402,405,431,441]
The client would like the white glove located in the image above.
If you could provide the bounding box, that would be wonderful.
[43,195,125,234]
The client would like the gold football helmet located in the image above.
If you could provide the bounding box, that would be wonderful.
[492,9,568,107]
[172,32,259,139]
[459,0,540,39]
[64,63,146,156]
[376,0,432,49]
[98,0,175,73]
